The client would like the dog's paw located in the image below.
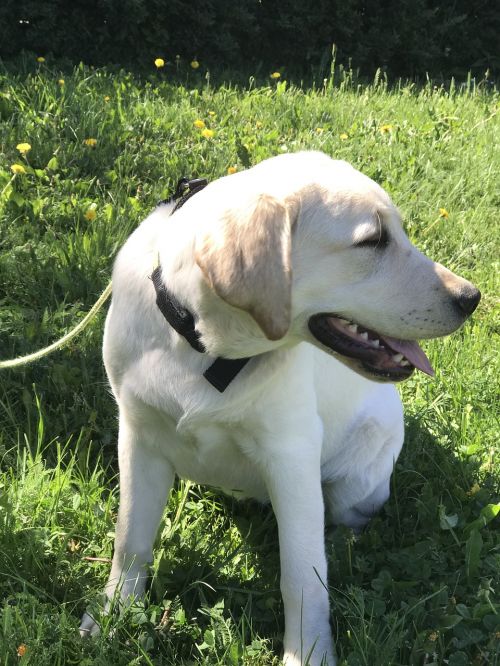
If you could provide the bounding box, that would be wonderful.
[79,611,101,638]
[283,648,336,666]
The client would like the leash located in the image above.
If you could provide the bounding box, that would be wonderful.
[0,282,112,369]
[0,177,203,371]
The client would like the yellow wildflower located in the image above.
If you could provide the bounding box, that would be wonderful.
[17,644,27,657]
[339,133,349,140]
[36,56,45,63]
[439,207,449,218]
[380,124,393,133]
[11,164,26,174]
[315,127,324,134]
[58,79,65,86]
[201,128,214,139]
[208,111,216,117]
[154,58,165,68]
[16,142,31,154]
[84,138,97,147]
[104,95,110,102]
[227,166,237,175]
[193,119,205,129]
[428,631,438,642]
[190,60,200,69]
[468,483,481,495]
[84,205,97,221]
[270,72,281,79]
[256,121,263,129]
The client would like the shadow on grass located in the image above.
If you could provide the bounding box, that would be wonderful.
[137,415,497,662]
[1,400,498,663]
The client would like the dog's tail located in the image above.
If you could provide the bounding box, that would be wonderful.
[0,281,112,369]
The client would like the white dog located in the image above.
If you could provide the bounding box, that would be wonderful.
[80,151,480,665]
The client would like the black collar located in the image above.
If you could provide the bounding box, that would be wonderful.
[152,177,251,393]
[158,176,209,213]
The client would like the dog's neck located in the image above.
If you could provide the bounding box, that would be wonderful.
[157,224,290,361]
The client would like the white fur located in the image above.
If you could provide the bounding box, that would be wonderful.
[80,152,478,665]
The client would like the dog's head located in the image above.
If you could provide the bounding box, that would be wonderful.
[194,151,480,382]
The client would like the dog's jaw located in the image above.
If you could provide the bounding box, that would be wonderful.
[308,313,435,382]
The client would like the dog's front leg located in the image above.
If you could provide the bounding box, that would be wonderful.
[261,430,335,666]
[80,411,174,636]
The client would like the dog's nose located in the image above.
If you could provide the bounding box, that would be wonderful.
[454,286,481,316]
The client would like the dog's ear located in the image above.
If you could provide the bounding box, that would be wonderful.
[195,193,297,340]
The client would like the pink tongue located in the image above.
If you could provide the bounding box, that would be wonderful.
[379,336,435,377]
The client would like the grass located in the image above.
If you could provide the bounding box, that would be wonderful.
[0,55,499,665]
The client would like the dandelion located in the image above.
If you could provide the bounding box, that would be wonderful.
[104,95,110,102]
[468,482,481,495]
[190,60,200,69]
[208,111,216,117]
[315,127,324,134]
[58,79,65,86]
[227,166,237,175]
[68,538,80,552]
[11,164,26,174]
[17,645,27,657]
[439,207,449,218]
[16,143,31,155]
[84,204,97,221]
[270,72,281,79]
[201,128,214,139]
[84,138,97,147]
[380,124,393,133]
[340,133,349,140]
[36,56,45,63]
[154,58,165,69]
[256,121,263,129]
[193,119,205,129]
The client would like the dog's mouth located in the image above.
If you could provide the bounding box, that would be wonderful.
[308,314,434,382]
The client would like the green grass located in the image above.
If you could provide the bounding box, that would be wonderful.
[0,57,499,665]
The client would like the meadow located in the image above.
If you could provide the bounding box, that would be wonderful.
[0,56,499,665]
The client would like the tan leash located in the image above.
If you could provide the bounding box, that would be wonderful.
[0,281,112,369]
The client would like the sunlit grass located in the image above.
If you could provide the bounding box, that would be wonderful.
[0,59,498,664]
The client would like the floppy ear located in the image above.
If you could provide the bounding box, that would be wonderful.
[195,193,297,340]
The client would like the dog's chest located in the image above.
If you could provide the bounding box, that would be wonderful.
[167,421,269,501]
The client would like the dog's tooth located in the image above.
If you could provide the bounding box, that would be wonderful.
[400,359,411,366]
[348,324,358,333]
[360,332,368,341]
[372,339,380,348]
[392,353,404,363]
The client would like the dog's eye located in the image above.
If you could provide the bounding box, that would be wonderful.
[355,231,390,249]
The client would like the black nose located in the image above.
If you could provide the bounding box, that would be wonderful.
[454,287,481,317]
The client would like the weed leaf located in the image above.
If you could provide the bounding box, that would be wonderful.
[465,528,483,579]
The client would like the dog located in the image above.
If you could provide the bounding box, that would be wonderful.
[79,151,480,665]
